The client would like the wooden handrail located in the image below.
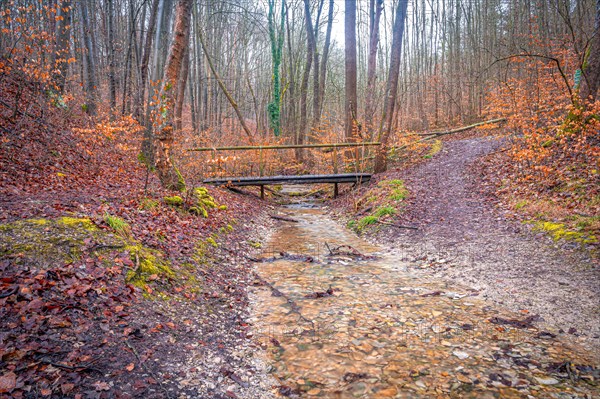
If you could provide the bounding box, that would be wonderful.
[187,142,381,152]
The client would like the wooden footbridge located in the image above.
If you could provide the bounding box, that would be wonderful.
[188,142,380,198]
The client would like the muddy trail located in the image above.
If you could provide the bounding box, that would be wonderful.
[249,200,598,398]
[374,137,599,350]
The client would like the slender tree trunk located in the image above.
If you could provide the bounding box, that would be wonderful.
[297,0,316,161]
[374,0,409,173]
[365,0,383,136]
[317,0,334,121]
[152,0,192,191]
[344,0,358,142]
[581,0,600,103]
[268,0,285,136]
[78,0,97,116]
[311,0,325,127]
[175,41,190,132]
[136,0,160,122]
[54,0,72,94]
[107,0,116,115]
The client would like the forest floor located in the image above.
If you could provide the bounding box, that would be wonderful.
[332,134,600,353]
[0,76,279,397]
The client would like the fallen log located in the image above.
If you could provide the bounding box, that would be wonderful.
[416,118,507,137]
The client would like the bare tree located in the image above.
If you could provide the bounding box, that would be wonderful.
[365,0,383,136]
[374,0,409,173]
[78,0,98,116]
[153,0,192,191]
[54,0,72,94]
[345,0,358,142]
[580,0,600,103]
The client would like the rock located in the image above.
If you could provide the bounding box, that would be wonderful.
[349,382,368,397]
[452,350,469,360]
[534,377,559,385]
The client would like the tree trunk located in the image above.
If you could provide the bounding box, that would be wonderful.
[297,0,315,161]
[175,30,190,131]
[374,0,409,173]
[54,0,72,94]
[78,0,98,116]
[365,0,383,137]
[107,0,116,115]
[152,0,192,191]
[580,0,600,103]
[316,0,334,122]
[135,0,160,122]
[344,0,358,142]
[268,0,285,136]
[197,25,254,142]
[311,0,325,127]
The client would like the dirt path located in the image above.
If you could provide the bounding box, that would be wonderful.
[376,136,600,351]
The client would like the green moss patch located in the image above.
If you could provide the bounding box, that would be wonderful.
[348,179,409,234]
[0,217,120,268]
[529,220,597,244]
[424,139,443,159]
[104,213,132,238]
[125,244,174,289]
[164,195,184,206]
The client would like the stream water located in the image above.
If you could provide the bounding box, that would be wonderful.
[249,189,597,398]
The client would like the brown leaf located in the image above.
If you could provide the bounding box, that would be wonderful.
[125,363,135,372]
[0,372,16,393]
[61,383,75,394]
[93,381,110,391]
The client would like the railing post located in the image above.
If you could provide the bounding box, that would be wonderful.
[258,147,264,177]
[333,145,338,174]
[211,149,216,176]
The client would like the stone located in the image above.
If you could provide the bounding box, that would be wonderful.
[453,350,469,360]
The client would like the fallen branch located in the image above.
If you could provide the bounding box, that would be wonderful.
[304,286,335,299]
[488,315,539,329]
[253,251,314,263]
[415,118,507,137]
[221,367,249,388]
[40,358,102,374]
[252,273,311,324]
[270,214,299,223]
[324,243,378,260]
[0,286,18,298]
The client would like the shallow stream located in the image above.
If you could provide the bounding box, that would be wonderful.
[249,190,597,398]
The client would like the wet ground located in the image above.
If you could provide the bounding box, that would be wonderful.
[249,202,599,398]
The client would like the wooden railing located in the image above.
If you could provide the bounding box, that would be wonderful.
[186,142,381,178]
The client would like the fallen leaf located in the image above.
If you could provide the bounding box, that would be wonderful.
[0,372,16,393]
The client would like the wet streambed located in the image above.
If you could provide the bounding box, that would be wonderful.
[249,200,598,398]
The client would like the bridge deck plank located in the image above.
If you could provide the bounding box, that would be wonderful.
[203,173,371,186]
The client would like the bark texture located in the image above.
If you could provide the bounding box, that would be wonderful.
[153,0,192,191]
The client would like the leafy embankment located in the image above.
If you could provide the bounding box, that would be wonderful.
[345,179,409,234]
[483,58,600,251]
[0,71,269,397]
